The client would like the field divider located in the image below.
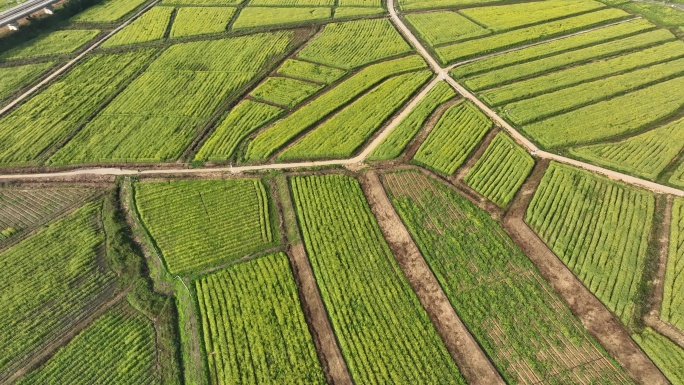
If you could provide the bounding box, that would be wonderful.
[0,0,162,118]
[359,170,504,385]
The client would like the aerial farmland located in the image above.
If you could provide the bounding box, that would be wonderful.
[0,0,682,383]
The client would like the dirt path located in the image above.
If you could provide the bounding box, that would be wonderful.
[644,315,684,349]
[5,288,130,384]
[453,127,499,182]
[276,177,352,385]
[502,160,668,385]
[402,99,458,161]
[359,171,504,385]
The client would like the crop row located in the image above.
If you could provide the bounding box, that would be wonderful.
[522,75,684,148]
[290,174,465,384]
[50,32,294,164]
[464,133,534,207]
[135,179,274,275]
[195,253,325,384]
[17,304,158,385]
[632,328,684,385]
[405,11,490,47]
[170,7,236,38]
[102,7,173,48]
[436,8,630,64]
[464,28,676,91]
[245,55,426,161]
[73,0,148,22]
[413,101,491,175]
[251,76,323,108]
[481,40,684,106]
[0,202,117,379]
[671,163,684,188]
[0,62,53,102]
[0,49,156,166]
[526,162,654,325]
[232,7,331,30]
[504,58,684,125]
[382,170,632,384]
[278,71,431,160]
[451,18,655,78]
[570,117,684,181]
[1,30,99,61]
[369,80,456,161]
[276,59,346,84]
[663,198,684,332]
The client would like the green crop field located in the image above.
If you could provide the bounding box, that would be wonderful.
[0,49,155,166]
[250,76,323,108]
[0,202,117,379]
[102,7,173,47]
[291,174,466,384]
[450,18,656,78]
[671,163,684,188]
[0,62,53,101]
[135,179,275,274]
[0,30,98,60]
[413,101,491,175]
[464,133,534,207]
[338,0,380,6]
[50,32,294,164]
[383,170,632,384]
[522,76,684,148]
[276,59,346,83]
[398,0,505,11]
[436,8,630,64]
[623,2,684,26]
[278,71,431,160]
[632,328,684,384]
[170,7,236,38]
[246,55,426,161]
[460,0,606,32]
[161,0,241,4]
[370,81,456,160]
[480,40,684,106]
[570,117,684,181]
[195,100,283,162]
[334,6,385,18]
[463,29,676,91]
[404,11,490,46]
[663,198,684,331]
[249,0,333,5]
[17,303,159,385]
[526,163,654,325]
[232,7,331,29]
[195,253,325,384]
[297,19,412,69]
[72,0,148,22]
[0,186,96,249]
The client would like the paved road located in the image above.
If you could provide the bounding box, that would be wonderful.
[0,0,681,199]
[0,0,58,26]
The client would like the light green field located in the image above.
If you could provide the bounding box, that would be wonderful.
[663,198,684,331]
[232,7,331,29]
[334,7,385,18]
[73,0,148,22]
[102,7,172,47]
[623,2,684,26]
[398,0,504,11]
[170,7,236,38]
[632,328,684,385]
[0,30,98,60]
[251,77,323,108]
[0,62,53,101]
[405,11,490,46]
[671,162,684,188]
[277,59,346,83]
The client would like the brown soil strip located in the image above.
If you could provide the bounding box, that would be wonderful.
[453,126,500,182]
[502,160,668,385]
[649,195,673,319]
[276,176,352,385]
[644,314,684,349]
[5,288,130,384]
[402,99,459,162]
[358,170,504,385]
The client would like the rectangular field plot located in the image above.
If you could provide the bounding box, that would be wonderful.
[50,32,294,164]
[277,70,431,160]
[451,18,657,79]
[250,76,323,108]
[0,30,98,60]
[398,0,505,11]
[195,253,325,384]
[0,49,155,166]
[0,62,53,102]
[481,40,684,106]
[333,7,385,18]
[671,162,684,188]
[526,162,655,325]
[369,80,456,161]
[632,328,684,385]
[570,117,684,181]
[522,76,684,148]
[290,174,466,384]
[404,11,490,46]
[460,0,606,32]
[194,100,283,162]
[72,0,148,22]
[276,59,346,83]
[437,8,632,64]
[0,202,117,380]
[170,7,236,38]
[161,0,243,4]
[16,303,159,385]
[464,133,534,207]
[246,55,426,161]
[249,0,333,5]
[102,7,173,47]
[663,198,684,332]
[0,186,96,249]
[382,170,632,385]
[134,179,275,275]
[297,19,412,69]
[413,100,491,175]
[231,7,331,29]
